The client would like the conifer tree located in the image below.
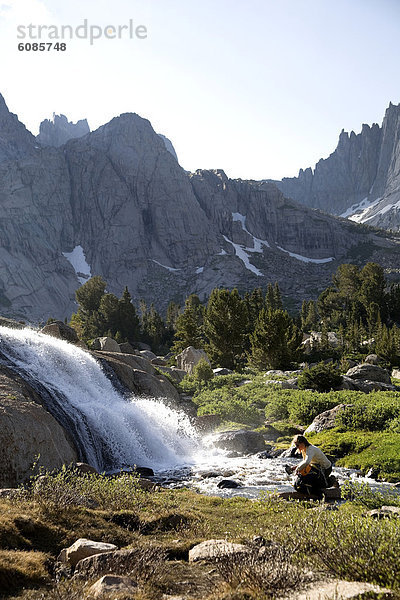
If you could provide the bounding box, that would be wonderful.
[172,294,204,353]
[249,307,301,370]
[204,288,248,369]
[118,286,140,341]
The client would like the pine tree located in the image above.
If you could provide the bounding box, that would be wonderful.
[249,307,300,370]
[118,287,140,341]
[204,288,248,370]
[172,295,204,353]
[273,282,283,310]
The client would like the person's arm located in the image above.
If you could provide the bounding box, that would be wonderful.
[295,447,314,474]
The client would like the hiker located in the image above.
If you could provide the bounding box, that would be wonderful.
[289,434,332,497]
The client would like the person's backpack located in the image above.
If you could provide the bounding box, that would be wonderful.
[294,465,326,497]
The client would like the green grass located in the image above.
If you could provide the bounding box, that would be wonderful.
[311,429,400,482]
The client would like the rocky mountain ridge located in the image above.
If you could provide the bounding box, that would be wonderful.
[0,93,399,322]
[272,102,400,230]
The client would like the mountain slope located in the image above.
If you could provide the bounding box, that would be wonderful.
[272,102,400,230]
[0,94,399,321]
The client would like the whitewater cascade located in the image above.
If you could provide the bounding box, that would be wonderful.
[0,326,203,472]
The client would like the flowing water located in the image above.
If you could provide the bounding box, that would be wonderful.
[0,326,392,498]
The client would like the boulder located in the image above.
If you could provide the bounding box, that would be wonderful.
[391,368,400,379]
[188,539,250,563]
[345,363,391,384]
[354,380,395,392]
[151,357,168,366]
[217,480,242,489]
[91,337,120,352]
[213,367,233,376]
[93,352,179,402]
[0,367,77,487]
[156,365,187,383]
[58,538,118,568]
[194,414,222,432]
[175,346,210,374]
[212,429,266,454]
[87,575,137,598]
[74,462,98,475]
[364,354,381,365]
[118,342,137,354]
[40,321,79,343]
[139,350,158,360]
[74,547,161,579]
[304,404,350,434]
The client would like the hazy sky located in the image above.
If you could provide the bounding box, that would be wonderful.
[1,0,399,179]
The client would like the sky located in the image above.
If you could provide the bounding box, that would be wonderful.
[0,0,399,180]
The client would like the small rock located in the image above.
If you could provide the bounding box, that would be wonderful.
[58,538,118,568]
[87,574,136,598]
[213,367,232,376]
[74,462,98,475]
[364,354,381,365]
[365,505,400,519]
[189,539,249,562]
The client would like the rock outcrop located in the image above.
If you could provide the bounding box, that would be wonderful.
[272,101,400,230]
[36,114,90,147]
[0,93,399,321]
[0,365,77,487]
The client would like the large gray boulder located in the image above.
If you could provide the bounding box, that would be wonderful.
[176,346,210,374]
[212,430,266,455]
[304,404,350,435]
[345,363,391,384]
[91,337,120,352]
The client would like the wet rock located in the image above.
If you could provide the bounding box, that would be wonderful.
[366,467,380,480]
[189,539,250,562]
[87,574,137,598]
[40,321,79,343]
[217,479,242,489]
[133,466,155,477]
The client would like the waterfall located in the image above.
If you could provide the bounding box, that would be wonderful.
[0,326,202,472]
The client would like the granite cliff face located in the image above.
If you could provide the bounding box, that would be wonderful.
[273,102,400,230]
[0,93,399,321]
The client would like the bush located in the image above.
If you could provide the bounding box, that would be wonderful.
[298,362,342,392]
[336,392,400,431]
[192,358,214,384]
